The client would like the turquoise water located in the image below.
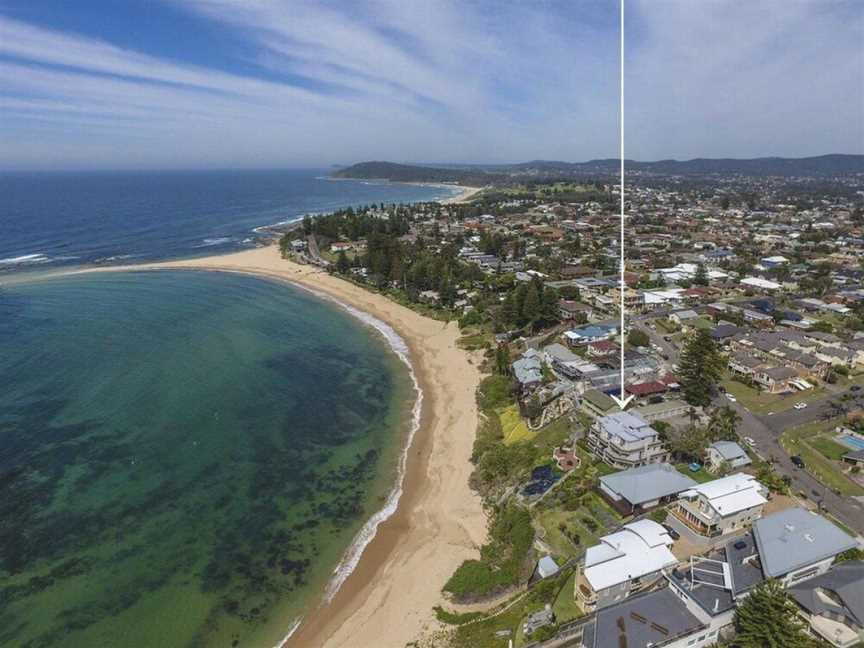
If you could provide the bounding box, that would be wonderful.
[840,435,864,451]
[0,271,414,647]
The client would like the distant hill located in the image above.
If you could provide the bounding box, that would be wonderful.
[332,154,863,183]
[330,161,499,185]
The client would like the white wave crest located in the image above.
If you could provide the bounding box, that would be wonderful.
[194,237,233,248]
[0,253,51,266]
[276,282,423,646]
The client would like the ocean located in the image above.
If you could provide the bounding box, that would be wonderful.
[0,170,450,647]
[0,169,459,271]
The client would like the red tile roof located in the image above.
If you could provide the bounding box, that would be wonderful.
[625,381,668,396]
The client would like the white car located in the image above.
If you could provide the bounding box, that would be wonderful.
[794,402,807,410]
[743,436,756,447]
[725,393,737,402]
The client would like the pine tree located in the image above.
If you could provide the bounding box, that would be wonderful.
[522,283,541,325]
[495,344,511,376]
[694,262,709,286]
[733,580,815,648]
[678,329,724,407]
[500,292,518,327]
[336,250,350,274]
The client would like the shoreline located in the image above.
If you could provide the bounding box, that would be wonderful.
[52,245,488,647]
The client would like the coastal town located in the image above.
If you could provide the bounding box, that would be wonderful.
[282,162,864,648]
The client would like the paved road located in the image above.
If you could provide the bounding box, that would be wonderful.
[762,388,864,433]
[634,317,864,534]
[721,396,864,534]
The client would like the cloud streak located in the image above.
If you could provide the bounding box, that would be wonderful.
[0,0,859,170]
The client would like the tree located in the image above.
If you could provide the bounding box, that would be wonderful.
[522,282,541,325]
[627,329,650,348]
[706,406,741,442]
[678,329,724,407]
[732,580,816,648]
[335,250,350,274]
[494,344,511,376]
[693,263,709,286]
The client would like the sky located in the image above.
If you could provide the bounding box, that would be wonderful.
[0,0,861,170]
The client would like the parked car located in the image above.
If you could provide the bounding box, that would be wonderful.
[791,455,805,469]
[662,524,680,540]
[794,402,807,410]
[743,436,756,447]
[726,393,737,402]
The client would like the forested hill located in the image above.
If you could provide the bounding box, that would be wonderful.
[330,161,498,185]
[514,154,864,176]
[332,154,864,183]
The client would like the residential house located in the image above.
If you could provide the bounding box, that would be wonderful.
[632,399,692,423]
[559,299,593,322]
[563,324,617,347]
[575,520,678,611]
[586,412,670,469]
[672,473,768,538]
[577,587,720,648]
[670,309,700,327]
[753,365,797,393]
[706,441,752,472]
[753,507,859,586]
[790,561,864,648]
[543,343,583,379]
[580,389,619,420]
[512,349,543,392]
[667,531,765,633]
[598,463,697,515]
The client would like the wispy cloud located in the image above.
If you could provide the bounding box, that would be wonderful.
[0,0,859,169]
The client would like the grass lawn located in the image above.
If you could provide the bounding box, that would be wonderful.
[529,417,573,463]
[535,507,603,560]
[536,509,583,559]
[675,463,715,484]
[721,377,825,416]
[500,405,534,445]
[552,571,583,624]
[780,418,864,497]
[655,319,677,334]
[810,436,852,461]
[453,573,572,648]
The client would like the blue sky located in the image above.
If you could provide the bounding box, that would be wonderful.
[0,0,861,170]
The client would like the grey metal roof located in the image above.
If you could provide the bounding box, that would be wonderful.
[709,441,748,461]
[600,463,697,506]
[543,342,579,363]
[512,354,542,385]
[597,412,658,443]
[582,389,617,412]
[667,532,764,618]
[843,448,864,462]
[588,587,706,648]
[789,561,864,627]
[724,532,765,596]
[753,508,858,578]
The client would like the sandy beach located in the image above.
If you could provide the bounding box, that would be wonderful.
[441,185,483,204]
[99,245,487,647]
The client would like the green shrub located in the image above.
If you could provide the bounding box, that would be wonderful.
[444,504,534,599]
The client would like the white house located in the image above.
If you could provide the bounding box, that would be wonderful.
[575,519,678,611]
[672,473,768,538]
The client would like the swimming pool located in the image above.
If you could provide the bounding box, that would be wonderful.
[840,434,864,451]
